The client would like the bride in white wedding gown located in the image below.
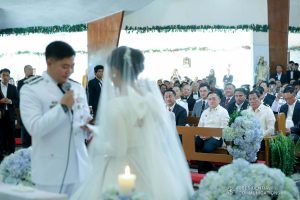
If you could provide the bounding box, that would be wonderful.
[71,46,193,200]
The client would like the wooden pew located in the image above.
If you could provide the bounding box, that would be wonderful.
[260,112,286,165]
[275,112,286,134]
[176,126,233,163]
[177,112,286,166]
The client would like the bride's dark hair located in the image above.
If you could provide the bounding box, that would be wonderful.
[108,46,144,81]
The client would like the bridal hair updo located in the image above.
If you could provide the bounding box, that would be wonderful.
[108,46,145,81]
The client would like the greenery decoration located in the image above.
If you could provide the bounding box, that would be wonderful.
[269,134,296,176]
[126,25,300,34]
[289,46,300,51]
[125,24,269,33]
[142,46,251,54]
[0,50,87,58]
[228,110,242,126]
[0,24,87,36]
[1,24,300,36]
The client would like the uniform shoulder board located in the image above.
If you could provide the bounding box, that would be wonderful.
[68,78,80,85]
[25,75,43,85]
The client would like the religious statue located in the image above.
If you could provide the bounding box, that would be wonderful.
[255,56,269,84]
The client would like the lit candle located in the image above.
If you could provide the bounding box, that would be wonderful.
[118,165,136,196]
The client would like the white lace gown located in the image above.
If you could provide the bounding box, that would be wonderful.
[71,89,193,200]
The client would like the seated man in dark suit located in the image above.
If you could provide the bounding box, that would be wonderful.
[270,65,288,84]
[220,83,236,109]
[227,88,249,115]
[181,84,195,112]
[164,89,187,126]
[287,61,299,84]
[279,85,300,141]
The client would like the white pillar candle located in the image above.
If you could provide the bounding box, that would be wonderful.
[118,165,136,196]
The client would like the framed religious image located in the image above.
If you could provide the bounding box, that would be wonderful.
[183,57,191,68]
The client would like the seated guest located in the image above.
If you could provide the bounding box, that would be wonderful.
[227,88,249,115]
[164,89,187,126]
[291,121,300,141]
[269,81,277,96]
[192,83,210,117]
[247,90,276,136]
[279,85,300,141]
[287,61,299,84]
[196,91,229,172]
[173,86,189,116]
[181,84,196,111]
[163,80,172,89]
[209,79,223,100]
[259,81,276,107]
[159,84,167,95]
[220,83,236,109]
[259,81,283,113]
[191,82,200,100]
[293,81,300,99]
[271,65,288,84]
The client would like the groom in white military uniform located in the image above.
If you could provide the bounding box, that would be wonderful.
[20,41,91,197]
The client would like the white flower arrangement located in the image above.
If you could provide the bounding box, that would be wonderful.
[102,187,150,200]
[191,159,300,200]
[223,110,263,162]
[0,148,33,186]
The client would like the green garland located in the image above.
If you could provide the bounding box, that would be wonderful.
[1,24,300,35]
[125,24,269,33]
[0,24,87,36]
[125,24,300,34]
[0,50,87,58]
[269,134,296,176]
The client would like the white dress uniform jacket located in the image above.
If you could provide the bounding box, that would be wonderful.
[20,72,91,186]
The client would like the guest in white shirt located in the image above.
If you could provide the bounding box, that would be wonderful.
[247,90,276,136]
[196,91,229,173]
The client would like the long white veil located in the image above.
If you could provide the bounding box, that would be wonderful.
[72,46,193,200]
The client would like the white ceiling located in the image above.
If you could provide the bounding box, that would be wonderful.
[0,0,153,29]
[0,0,299,30]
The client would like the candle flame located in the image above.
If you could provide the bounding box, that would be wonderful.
[125,165,130,175]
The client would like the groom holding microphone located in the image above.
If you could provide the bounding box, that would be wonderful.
[20,41,91,197]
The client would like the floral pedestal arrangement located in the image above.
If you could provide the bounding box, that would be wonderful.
[191,159,300,200]
[0,148,33,186]
[222,110,263,162]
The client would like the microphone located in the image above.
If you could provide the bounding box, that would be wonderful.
[61,82,73,115]
[62,82,71,92]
